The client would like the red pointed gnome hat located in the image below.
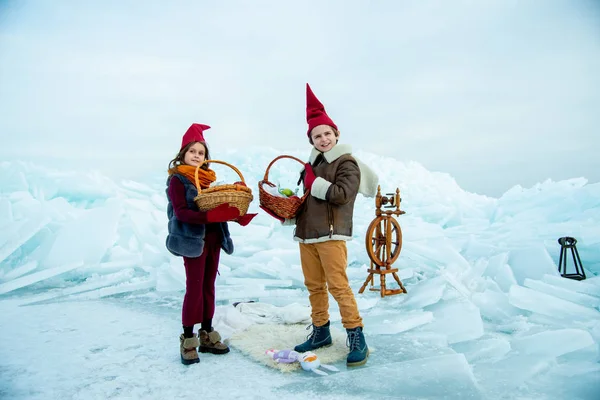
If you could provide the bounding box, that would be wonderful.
[306,83,338,137]
[181,123,210,150]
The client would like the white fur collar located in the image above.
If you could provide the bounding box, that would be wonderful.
[306,144,378,197]
[308,143,352,164]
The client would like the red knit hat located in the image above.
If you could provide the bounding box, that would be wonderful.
[181,123,210,150]
[306,83,338,137]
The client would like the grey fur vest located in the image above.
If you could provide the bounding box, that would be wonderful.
[165,174,234,258]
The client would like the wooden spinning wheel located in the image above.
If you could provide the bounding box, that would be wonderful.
[359,186,408,297]
[366,216,402,268]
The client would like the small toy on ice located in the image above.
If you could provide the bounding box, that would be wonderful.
[265,349,301,364]
[265,348,339,376]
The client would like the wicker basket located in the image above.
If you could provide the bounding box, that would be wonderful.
[194,160,254,216]
[258,155,309,219]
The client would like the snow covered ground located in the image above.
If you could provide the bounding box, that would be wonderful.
[1,148,599,399]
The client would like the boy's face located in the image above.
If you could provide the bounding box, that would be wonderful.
[183,142,206,167]
[310,125,338,153]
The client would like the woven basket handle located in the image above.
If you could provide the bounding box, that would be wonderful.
[263,155,305,182]
[195,159,246,193]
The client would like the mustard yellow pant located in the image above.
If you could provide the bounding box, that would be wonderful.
[299,240,363,329]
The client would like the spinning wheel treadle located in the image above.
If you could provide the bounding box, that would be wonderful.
[359,186,407,298]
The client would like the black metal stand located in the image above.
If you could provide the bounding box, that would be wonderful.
[557,237,586,281]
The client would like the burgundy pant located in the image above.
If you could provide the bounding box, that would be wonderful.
[182,229,222,327]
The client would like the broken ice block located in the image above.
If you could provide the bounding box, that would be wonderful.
[511,329,596,358]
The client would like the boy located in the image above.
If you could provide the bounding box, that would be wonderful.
[262,84,378,366]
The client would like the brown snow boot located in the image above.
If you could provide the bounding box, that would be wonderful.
[180,334,200,365]
[199,329,230,354]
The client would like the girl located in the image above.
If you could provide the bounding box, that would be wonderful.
[166,123,256,365]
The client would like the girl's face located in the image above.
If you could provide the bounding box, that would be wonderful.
[183,142,207,167]
[310,125,338,152]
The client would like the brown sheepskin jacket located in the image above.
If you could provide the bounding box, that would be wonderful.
[287,144,378,243]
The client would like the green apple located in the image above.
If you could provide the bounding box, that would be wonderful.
[279,188,294,197]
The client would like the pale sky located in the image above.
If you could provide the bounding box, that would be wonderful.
[1,0,599,197]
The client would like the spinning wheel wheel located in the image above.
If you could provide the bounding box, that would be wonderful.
[366,216,402,268]
[359,186,408,298]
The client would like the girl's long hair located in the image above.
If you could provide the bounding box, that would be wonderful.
[168,141,211,171]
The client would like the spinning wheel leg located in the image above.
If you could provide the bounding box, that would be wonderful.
[359,273,374,294]
[392,272,407,294]
[380,274,386,298]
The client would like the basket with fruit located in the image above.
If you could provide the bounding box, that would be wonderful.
[194,160,254,216]
[258,155,309,219]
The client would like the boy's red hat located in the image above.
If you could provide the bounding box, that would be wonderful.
[181,123,210,150]
[306,83,337,137]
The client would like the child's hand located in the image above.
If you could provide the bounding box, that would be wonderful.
[303,163,316,191]
[205,203,240,223]
[259,205,284,223]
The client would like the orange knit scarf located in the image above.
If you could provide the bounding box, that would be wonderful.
[168,164,216,189]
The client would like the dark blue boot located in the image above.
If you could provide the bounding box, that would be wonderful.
[346,327,369,366]
[294,321,333,352]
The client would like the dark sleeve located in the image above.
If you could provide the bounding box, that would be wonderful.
[168,177,209,225]
[326,159,360,205]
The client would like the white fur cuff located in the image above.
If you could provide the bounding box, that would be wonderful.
[311,177,331,200]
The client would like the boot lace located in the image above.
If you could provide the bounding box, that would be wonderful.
[305,324,320,342]
[346,330,361,351]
